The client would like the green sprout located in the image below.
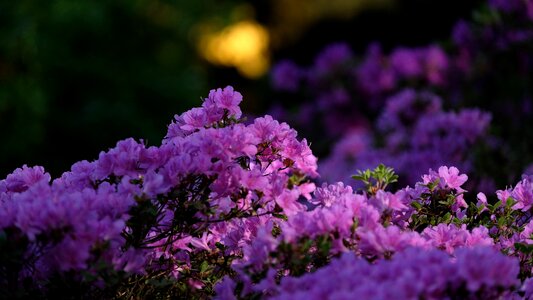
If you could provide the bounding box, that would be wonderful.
[352,164,399,195]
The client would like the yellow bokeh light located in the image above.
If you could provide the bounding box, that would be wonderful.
[198,20,270,79]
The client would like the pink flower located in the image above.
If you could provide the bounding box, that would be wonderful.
[466,227,493,247]
[511,177,533,211]
[207,86,243,118]
[311,182,353,207]
[190,232,213,251]
[374,190,408,212]
[520,220,533,244]
[188,279,205,290]
[438,166,468,191]
[358,225,424,256]
[113,249,147,273]
[423,224,468,253]
[314,205,354,236]
[275,190,305,216]
[476,192,489,213]
[497,188,512,202]
[298,182,316,200]
[180,107,209,131]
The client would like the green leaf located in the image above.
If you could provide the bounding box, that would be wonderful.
[491,201,502,212]
[200,261,209,273]
[272,213,288,221]
[514,243,533,254]
[317,237,331,255]
[426,179,439,191]
[300,239,314,252]
[505,197,516,209]
[442,212,451,223]
[411,202,422,210]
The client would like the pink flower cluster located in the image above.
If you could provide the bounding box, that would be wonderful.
[0,165,142,279]
[222,166,527,299]
[0,86,318,294]
[3,85,533,299]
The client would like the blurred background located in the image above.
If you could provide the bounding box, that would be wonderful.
[0,0,482,177]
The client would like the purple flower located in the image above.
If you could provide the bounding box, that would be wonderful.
[378,89,442,133]
[3,165,51,193]
[265,247,517,300]
[311,182,353,207]
[455,247,519,293]
[356,43,397,95]
[390,48,423,78]
[271,60,302,92]
[190,232,214,251]
[510,175,533,211]
[180,107,209,131]
[275,189,305,216]
[214,276,238,300]
[113,249,147,274]
[424,45,449,86]
[423,224,468,253]
[523,278,533,299]
[312,43,354,77]
[206,86,243,118]
[358,225,425,257]
[452,20,474,47]
[373,190,408,213]
[489,0,522,13]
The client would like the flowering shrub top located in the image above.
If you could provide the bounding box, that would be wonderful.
[215,163,533,299]
[3,0,533,298]
[3,85,533,299]
[0,86,317,298]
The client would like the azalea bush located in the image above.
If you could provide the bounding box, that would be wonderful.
[217,162,533,299]
[3,0,533,299]
[0,86,317,298]
[1,86,533,299]
[269,0,533,192]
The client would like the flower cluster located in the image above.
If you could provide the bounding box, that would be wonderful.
[216,164,533,299]
[0,86,318,298]
[269,0,533,192]
[4,85,533,299]
[319,89,491,186]
[3,0,533,298]
[263,247,519,300]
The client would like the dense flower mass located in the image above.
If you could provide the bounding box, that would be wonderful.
[3,0,533,298]
[269,0,533,192]
[265,247,519,300]
[0,86,319,298]
[3,83,533,299]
